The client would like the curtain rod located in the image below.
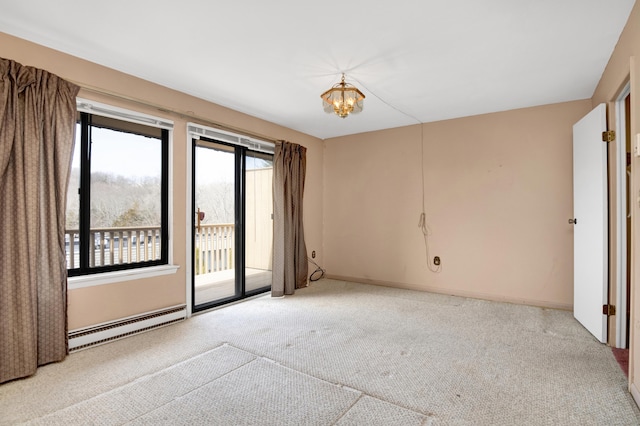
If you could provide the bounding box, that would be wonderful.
[71,80,280,144]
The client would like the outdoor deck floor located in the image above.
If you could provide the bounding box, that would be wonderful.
[194,268,272,305]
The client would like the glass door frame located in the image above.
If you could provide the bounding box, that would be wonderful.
[191,136,271,313]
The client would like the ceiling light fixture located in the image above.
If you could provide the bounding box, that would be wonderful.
[320,74,365,118]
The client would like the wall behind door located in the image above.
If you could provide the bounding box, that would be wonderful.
[323,100,591,309]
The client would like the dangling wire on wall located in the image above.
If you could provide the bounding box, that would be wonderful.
[351,76,442,273]
[308,257,326,282]
[417,124,441,273]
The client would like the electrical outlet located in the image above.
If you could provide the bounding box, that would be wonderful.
[312,250,316,259]
[433,256,441,266]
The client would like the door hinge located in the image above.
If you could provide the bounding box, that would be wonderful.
[602,130,616,143]
[603,304,616,316]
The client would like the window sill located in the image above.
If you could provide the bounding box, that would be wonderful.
[68,265,180,290]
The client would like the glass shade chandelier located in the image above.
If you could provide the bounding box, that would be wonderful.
[320,74,365,118]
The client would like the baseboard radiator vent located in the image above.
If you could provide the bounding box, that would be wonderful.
[68,305,187,352]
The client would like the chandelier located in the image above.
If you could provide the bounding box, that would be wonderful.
[320,74,365,118]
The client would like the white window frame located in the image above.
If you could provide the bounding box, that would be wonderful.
[68,98,178,290]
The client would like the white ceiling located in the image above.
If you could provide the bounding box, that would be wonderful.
[0,1,635,139]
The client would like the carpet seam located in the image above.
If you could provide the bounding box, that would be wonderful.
[329,394,363,425]
[22,343,250,425]
[124,353,259,424]
[224,343,433,420]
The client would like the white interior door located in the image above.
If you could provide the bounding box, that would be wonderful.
[572,103,608,343]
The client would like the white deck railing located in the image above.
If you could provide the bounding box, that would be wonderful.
[65,223,236,275]
[65,226,161,269]
[194,223,234,275]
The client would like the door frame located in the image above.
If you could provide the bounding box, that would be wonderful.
[191,138,245,312]
[185,123,275,317]
[615,82,631,348]
[186,128,194,317]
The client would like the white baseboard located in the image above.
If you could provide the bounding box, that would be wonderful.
[68,305,186,351]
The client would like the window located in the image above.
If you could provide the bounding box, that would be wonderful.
[66,102,171,276]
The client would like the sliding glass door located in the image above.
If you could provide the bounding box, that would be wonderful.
[192,138,272,311]
[245,151,274,292]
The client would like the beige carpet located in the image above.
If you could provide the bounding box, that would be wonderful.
[1,279,639,425]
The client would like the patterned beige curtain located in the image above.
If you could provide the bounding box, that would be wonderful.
[272,141,308,296]
[0,58,79,383]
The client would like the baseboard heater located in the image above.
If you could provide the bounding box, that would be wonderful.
[68,304,187,352]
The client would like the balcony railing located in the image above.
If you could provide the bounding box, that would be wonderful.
[194,223,234,275]
[65,226,161,269]
[65,223,235,275]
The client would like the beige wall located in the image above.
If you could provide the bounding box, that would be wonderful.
[0,32,324,329]
[245,168,274,271]
[324,100,591,309]
[591,0,640,402]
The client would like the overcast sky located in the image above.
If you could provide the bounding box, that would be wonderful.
[71,126,162,179]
